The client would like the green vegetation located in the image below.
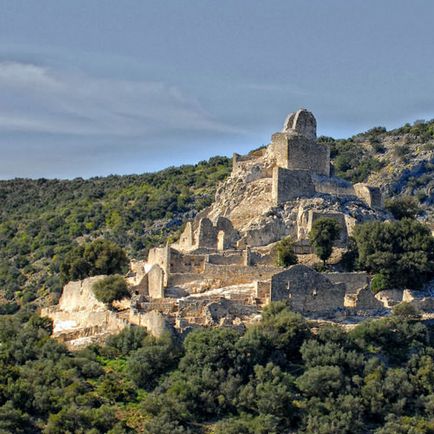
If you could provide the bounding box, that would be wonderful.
[352,219,434,290]
[385,195,421,220]
[320,136,385,183]
[392,302,421,319]
[92,275,130,306]
[0,156,231,305]
[61,239,129,283]
[275,236,298,267]
[2,304,434,433]
[309,217,341,265]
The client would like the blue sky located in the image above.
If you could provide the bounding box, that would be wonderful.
[1,0,434,179]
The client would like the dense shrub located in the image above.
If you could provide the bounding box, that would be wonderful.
[2,305,434,432]
[371,273,389,293]
[60,239,129,283]
[92,275,130,305]
[0,156,231,303]
[309,217,341,265]
[275,237,298,267]
[353,219,434,290]
[385,196,421,220]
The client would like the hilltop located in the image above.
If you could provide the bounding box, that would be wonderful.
[1,114,434,312]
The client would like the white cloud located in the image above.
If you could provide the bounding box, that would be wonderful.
[0,61,244,137]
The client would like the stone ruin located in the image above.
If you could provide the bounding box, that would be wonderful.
[44,109,423,348]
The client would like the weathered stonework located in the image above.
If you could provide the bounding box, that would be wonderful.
[43,109,414,350]
[147,264,165,299]
[354,183,384,208]
[272,167,315,205]
[271,265,345,314]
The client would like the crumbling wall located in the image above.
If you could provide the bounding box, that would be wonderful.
[147,265,165,299]
[207,250,244,266]
[197,218,216,248]
[307,210,348,245]
[325,272,370,292]
[128,309,173,337]
[297,209,348,244]
[170,250,205,273]
[354,183,384,208]
[41,276,129,349]
[194,216,239,250]
[271,264,345,313]
[203,263,281,284]
[272,167,315,205]
[147,246,170,280]
[177,222,194,251]
[255,280,271,303]
[312,175,355,197]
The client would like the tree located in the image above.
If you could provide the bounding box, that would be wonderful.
[352,219,434,290]
[92,275,130,306]
[60,239,129,283]
[385,196,421,220]
[392,302,421,319]
[309,218,341,266]
[128,334,180,389]
[275,237,298,267]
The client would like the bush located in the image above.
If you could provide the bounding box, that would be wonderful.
[371,273,389,293]
[60,239,129,283]
[92,275,129,306]
[392,302,421,319]
[309,218,341,265]
[385,196,421,220]
[353,219,434,290]
[394,144,410,159]
[275,237,298,267]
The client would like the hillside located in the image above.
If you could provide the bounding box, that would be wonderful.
[1,118,434,311]
[0,156,231,308]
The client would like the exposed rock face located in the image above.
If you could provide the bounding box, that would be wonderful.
[41,276,129,349]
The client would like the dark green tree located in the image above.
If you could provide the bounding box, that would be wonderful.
[309,217,341,266]
[352,219,434,290]
[92,275,130,306]
[60,239,129,283]
[385,196,421,220]
[275,237,298,267]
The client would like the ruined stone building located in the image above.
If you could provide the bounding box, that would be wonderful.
[45,109,422,348]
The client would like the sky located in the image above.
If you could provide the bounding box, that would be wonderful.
[1,0,434,179]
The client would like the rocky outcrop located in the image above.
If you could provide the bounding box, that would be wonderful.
[41,276,130,349]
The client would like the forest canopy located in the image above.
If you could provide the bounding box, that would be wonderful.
[1,303,434,433]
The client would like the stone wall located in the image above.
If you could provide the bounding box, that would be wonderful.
[177,222,194,250]
[147,246,170,281]
[147,265,165,299]
[325,272,370,292]
[207,250,244,266]
[296,209,348,244]
[203,263,281,284]
[354,183,384,208]
[170,250,206,273]
[128,309,173,337]
[255,280,271,303]
[312,175,355,197]
[193,216,239,250]
[41,276,129,349]
[272,167,315,205]
[271,265,345,313]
